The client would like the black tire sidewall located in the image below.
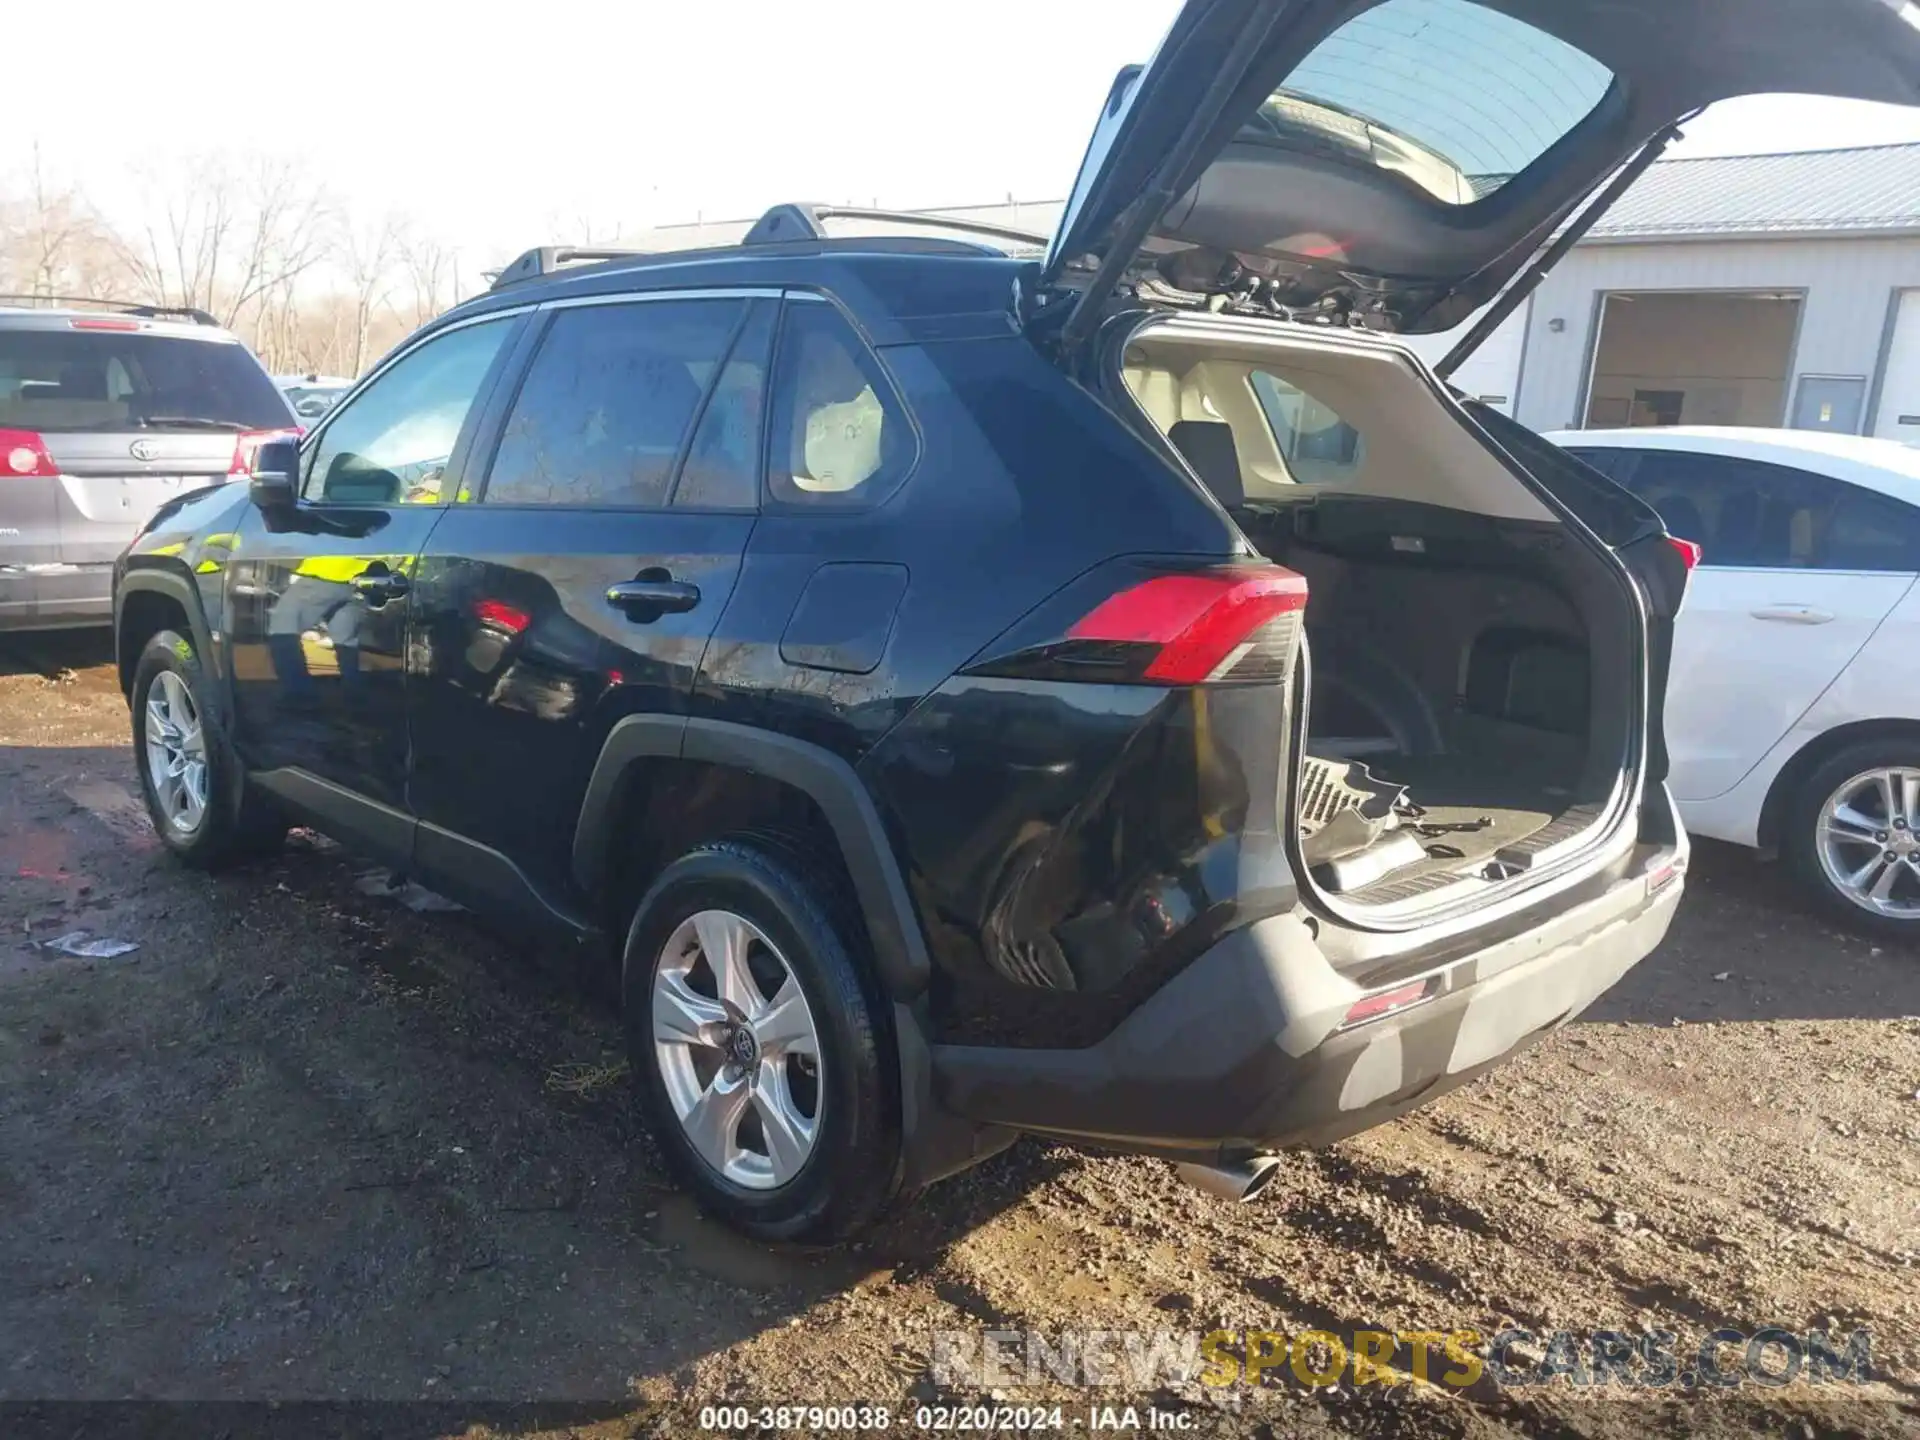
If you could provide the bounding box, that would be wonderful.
[130,630,244,866]
[1786,741,1920,939]
[622,842,899,1241]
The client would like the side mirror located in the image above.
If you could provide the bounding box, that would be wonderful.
[247,438,301,512]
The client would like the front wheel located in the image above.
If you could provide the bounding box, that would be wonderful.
[131,629,284,868]
[1787,742,1920,939]
[622,839,900,1242]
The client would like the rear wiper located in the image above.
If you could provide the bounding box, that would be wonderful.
[134,416,246,431]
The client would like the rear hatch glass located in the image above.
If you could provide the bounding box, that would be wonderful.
[1042,0,1920,337]
[0,326,293,563]
[0,328,291,436]
[1260,0,1616,206]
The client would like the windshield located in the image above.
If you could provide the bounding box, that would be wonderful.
[0,328,294,433]
[1250,0,1617,206]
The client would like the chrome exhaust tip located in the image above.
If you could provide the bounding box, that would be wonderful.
[1175,1155,1283,1203]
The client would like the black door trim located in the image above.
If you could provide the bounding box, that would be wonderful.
[252,767,415,871]
[414,820,598,942]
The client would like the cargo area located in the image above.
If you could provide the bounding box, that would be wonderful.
[1117,316,1642,920]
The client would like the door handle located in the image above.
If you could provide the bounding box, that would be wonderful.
[605,578,700,619]
[351,568,409,603]
[1750,605,1833,625]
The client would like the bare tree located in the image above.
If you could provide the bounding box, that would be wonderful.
[110,154,333,326]
[0,145,120,300]
[340,213,403,375]
[398,230,456,328]
[3,146,477,374]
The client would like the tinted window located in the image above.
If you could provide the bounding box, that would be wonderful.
[0,328,292,433]
[304,319,511,504]
[1822,486,1920,572]
[766,302,912,508]
[487,300,741,508]
[1561,446,1630,481]
[1260,0,1615,206]
[673,303,773,511]
[1620,451,1842,570]
[1250,370,1364,485]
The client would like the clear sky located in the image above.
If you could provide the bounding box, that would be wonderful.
[16,0,1920,270]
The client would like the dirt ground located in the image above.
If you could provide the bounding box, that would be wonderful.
[2,630,1917,1439]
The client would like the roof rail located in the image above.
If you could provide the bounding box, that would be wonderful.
[0,294,220,326]
[741,204,1050,249]
[489,246,651,291]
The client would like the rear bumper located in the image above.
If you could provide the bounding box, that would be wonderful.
[0,565,114,631]
[931,836,1684,1160]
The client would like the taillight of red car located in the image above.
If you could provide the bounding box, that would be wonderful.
[0,429,59,479]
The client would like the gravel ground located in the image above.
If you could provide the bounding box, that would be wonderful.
[2,631,1917,1439]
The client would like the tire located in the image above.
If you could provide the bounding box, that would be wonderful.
[622,838,900,1242]
[1784,739,1920,940]
[131,629,285,869]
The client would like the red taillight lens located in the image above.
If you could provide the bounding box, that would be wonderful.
[1667,535,1702,570]
[69,316,142,332]
[1342,979,1433,1028]
[0,428,58,478]
[1068,568,1309,685]
[229,427,304,476]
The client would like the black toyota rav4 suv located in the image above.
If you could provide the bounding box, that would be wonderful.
[115,0,1919,1240]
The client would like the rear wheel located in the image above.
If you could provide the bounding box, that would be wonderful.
[1787,742,1920,939]
[131,629,284,868]
[623,839,900,1242]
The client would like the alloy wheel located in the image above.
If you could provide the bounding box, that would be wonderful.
[1816,766,1920,921]
[143,671,209,836]
[651,908,823,1190]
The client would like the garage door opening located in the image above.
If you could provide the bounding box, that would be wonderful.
[1581,290,1802,429]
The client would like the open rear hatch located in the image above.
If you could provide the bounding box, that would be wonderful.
[1029,0,1920,348]
[1114,314,1655,923]
[1030,0,1920,926]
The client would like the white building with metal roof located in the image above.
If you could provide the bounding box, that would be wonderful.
[1515,143,1920,440]
[628,144,1920,439]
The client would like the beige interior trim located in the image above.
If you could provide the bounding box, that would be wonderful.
[1120,314,1557,524]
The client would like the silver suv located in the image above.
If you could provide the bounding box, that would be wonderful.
[1,299,296,631]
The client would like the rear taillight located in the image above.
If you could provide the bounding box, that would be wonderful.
[229,427,303,476]
[69,316,142,332]
[1341,978,1434,1029]
[1667,535,1702,570]
[1069,569,1309,684]
[0,429,58,478]
[966,561,1308,687]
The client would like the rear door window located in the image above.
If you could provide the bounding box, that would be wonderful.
[0,328,291,433]
[1818,485,1920,572]
[765,300,913,508]
[1618,451,1846,570]
[673,303,774,511]
[485,299,744,508]
[1256,0,1617,206]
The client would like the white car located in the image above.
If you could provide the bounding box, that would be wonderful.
[1547,426,1920,935]
[274,373,354,420]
